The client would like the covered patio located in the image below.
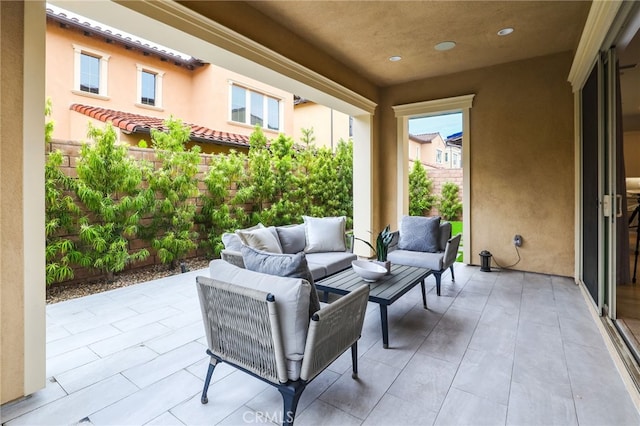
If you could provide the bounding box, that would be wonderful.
[2,266,638,425]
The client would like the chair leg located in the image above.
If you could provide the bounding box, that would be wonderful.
[420,280,427,308]
[201,356,218,404]
[278,381,306,426]
[351,342,358,378]
[434,272,442,296]
[450,265,455,282]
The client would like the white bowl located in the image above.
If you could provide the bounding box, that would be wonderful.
[352,260,387,282]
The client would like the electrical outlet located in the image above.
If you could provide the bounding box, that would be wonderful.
[514,234,523,247]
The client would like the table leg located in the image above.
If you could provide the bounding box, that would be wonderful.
[380,305,389,349]
[420,279,427,309]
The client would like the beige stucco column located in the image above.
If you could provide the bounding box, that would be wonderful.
[1,0,46,404]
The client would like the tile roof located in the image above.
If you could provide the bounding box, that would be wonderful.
[47,7,204,70]
[70,104,250,148]
[409,132,440,143]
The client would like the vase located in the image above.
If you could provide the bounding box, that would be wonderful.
[374,260,391,275]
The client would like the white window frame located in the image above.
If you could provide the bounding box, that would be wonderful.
[136,64,164,110]
[228,81,282,131]
[436,149,443,164]
[72,44,110,99]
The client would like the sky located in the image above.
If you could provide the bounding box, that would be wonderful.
[408,112,462,139]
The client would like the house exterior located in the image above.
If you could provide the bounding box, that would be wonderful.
[45,7,294,153]
[408,132,462,169]
[4,0,640,408]
[292,97,351,149]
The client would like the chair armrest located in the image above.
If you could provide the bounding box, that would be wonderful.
[299,284,369,381]
[221,249,245,268]
[443,234,462,269]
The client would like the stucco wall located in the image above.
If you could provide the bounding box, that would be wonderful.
[292,102,351,149]
[380,52,575,277]
[625,131,640,178]
[1,1,25,404]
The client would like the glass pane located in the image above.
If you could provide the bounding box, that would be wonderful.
[231,85,246,123]
[250,91,263,126]
[141,71,156,105]
[80,53,100,94]
[267,97,279,130]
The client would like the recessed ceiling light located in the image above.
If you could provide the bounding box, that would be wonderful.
[434,41,456,51]
[497,27,514,36]
[389,55,402,62]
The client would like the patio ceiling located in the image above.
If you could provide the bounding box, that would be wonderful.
[227,0,591,87]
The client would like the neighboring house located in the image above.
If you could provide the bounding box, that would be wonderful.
[408,132,461,169]
[293,96,351,149]
[45,7,294,152]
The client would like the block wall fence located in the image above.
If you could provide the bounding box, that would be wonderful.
[47,139,464,284]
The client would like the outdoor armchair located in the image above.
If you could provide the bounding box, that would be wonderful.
[196,263,369,426]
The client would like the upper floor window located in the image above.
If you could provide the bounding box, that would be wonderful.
[73,44,110,98]
[436,149,443,164]
[230,83,281,131]
[444,152,449,163]
[136,65,164,109]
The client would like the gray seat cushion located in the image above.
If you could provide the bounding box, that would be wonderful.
[306,252,357,277]
[388,249,444,271]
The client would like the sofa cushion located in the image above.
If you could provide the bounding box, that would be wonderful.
[222,223,264,251]
[306,251,357,277]
[388,249,444,271]
[237,226,282,253]
[303,216,346,253]
[208,259,310,381]
[398,215,441,253]
[241,245,321,317]
[276,224,306,254]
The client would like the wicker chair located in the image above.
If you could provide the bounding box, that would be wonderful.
[196,275,369,426]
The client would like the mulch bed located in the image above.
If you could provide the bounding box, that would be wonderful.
[46,257,211,304]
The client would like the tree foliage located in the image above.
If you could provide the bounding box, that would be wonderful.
[408,160,436,216]
[44,100,90,284]
[438,182,462,220]
[145,118,201,269]
[75,123,153,280]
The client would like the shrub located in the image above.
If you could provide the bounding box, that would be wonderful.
[75,123,153,280]
[438,182,462,220]
[408,161,436,216]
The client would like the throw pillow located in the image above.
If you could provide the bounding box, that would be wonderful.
[241,245,321,317]
[236,226,283,253]
[276,224,306,254]
[398,215,441,252]
[303,216,346,253]
[222,223,264,252]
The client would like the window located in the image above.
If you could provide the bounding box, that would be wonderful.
[444,152,449,163]
[229,84,281,131]
[73,45,110,97]
[453,153,460,168]
[136,65,164,108]
[80,53,100,94]
[141,71,156,105]
[436,149,443,163]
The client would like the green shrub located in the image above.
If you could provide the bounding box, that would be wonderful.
[75,123,153,280]
[408,161,436,216]
[438,182,462,220]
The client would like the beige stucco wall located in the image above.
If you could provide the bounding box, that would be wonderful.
[1,0,26,404]
[380,52,576,277]
[292,102,351,148]
[1,0,46,404]
[625,131,640,178]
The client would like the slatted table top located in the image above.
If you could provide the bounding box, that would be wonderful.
[315,263,432,305]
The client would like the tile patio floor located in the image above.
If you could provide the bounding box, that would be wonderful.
[2,264,640,425]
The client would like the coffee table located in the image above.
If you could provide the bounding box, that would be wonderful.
[315,264,432,348]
